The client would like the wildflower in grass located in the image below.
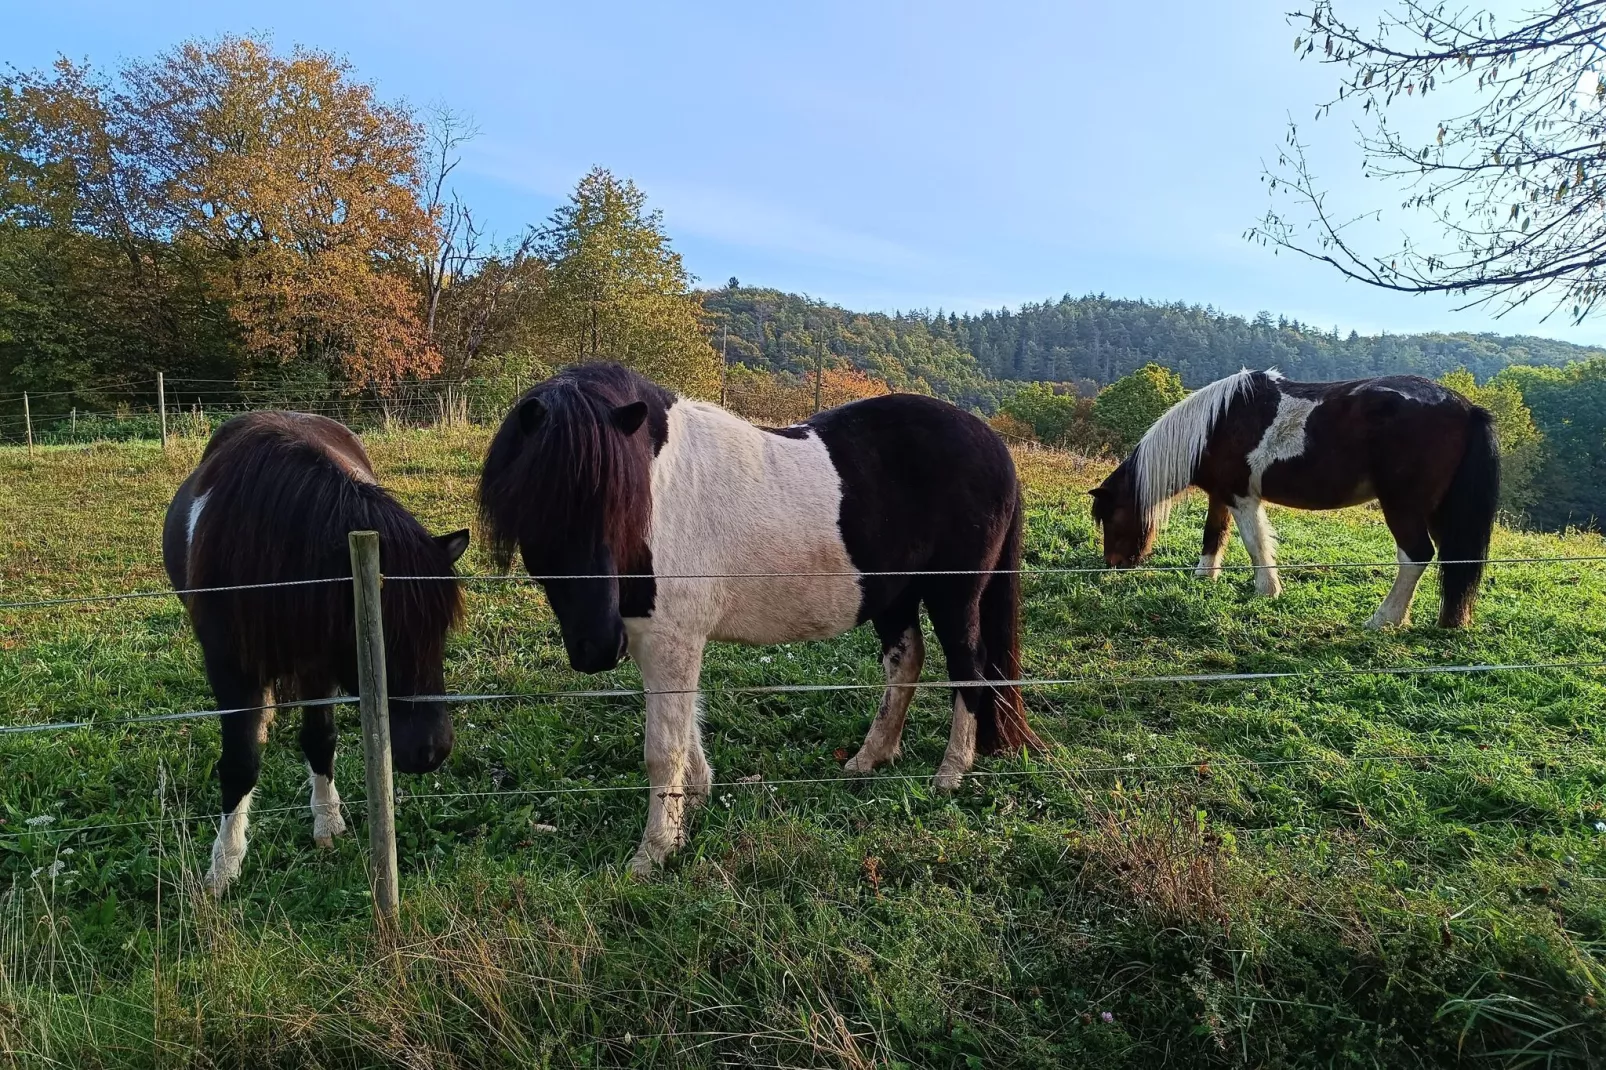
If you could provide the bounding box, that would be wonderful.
[1595,821,1606,833]
[24,814,54,828]
[759,656,772,664]
[30,860,66,879]
[1100,1011,1115,1024]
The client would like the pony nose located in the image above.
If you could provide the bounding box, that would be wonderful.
[572,637,622,674]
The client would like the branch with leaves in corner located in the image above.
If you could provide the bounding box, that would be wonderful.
[1248,0,1606,322]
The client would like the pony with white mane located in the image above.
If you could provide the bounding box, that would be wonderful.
[1089,369,1500,628]
[478,363,1043,875]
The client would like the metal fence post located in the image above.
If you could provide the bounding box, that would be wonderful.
[23,393,32,457]
[157,373,168,449]
[349,530,400,925]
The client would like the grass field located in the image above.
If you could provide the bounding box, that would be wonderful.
[1,428,1603,1069]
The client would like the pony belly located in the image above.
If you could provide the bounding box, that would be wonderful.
[708,573,862,644]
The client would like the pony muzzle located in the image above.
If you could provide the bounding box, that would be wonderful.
[567,627,628,674]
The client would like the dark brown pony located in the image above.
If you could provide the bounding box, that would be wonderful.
[162,412,468,893]
[1089,370,1499,628]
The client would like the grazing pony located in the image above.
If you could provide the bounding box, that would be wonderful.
[479,363,1042,875]
[163,412,469,893]
[1089,370,1500,628]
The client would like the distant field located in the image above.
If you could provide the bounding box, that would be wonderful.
[0,430,1603,1069]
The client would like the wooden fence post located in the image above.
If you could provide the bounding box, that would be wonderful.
[349,530,400,925]
[23,392,32,457]
[157,373,168,449]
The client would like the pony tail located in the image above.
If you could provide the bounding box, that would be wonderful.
[1433,406,1500,627]
[976,490,1044,756]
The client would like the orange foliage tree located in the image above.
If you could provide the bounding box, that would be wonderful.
[125,36,437,389]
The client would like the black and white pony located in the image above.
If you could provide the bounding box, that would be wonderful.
[478,363,1043,875]
[163,412,469,893]
[1089,370,1500,628]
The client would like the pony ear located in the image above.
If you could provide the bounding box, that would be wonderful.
[1087,486,1108,499]
[517,397,545,434]
[436,528,471,564]
[612,401,649,435]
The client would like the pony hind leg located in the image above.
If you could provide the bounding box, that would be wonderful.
[1367,507,1435,630]
[1230,499,1281,597]
[299,704,347,848]
[844,598,925,774]
[924,583,987,794]
[205,661,271,895]
[626,627,710,878]
[1196,496,1232,579]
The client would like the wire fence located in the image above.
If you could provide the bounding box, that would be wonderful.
[6,554,1606,612]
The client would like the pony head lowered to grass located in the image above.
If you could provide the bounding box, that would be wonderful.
[163,411,469,892]
[1090,369,1499,628]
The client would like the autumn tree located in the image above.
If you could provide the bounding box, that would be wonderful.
[535,168,718,395]
[124,36,438,389]
[1255,1,1606,321]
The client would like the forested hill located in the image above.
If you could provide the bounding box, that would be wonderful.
[701,287,1606,402]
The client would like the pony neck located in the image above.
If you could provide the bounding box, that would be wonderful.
[1131,368,1261,531]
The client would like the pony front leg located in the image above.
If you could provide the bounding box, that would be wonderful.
[299,704,346,848]
[1230,499,1281,597]
[627,631,710,878]
[1196,496,1232,579]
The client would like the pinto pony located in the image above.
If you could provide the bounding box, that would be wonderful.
[1089,370,1500,628]
[163,412,469,893]
[479,363,1042,875]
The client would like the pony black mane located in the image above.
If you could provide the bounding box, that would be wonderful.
[479,363,671,575]
[187,413,463,698]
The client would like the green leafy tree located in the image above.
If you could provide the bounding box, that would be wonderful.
[1494,359,1606,530]
[535,168,717,396]
[1440,368,1544,516]
[1092,362,1186,451]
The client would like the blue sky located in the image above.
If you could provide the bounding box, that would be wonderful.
[12,0,1604,345]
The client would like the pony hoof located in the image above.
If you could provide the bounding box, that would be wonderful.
[932,768,965,794]
[204,866,235,898]
[313,811,347,847]
[842,751,879,775]
[626,850,659,879]
[1364,613,1399,630]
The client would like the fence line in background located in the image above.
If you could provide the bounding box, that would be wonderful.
[4,659,1599,739]
[6,554,1606,613]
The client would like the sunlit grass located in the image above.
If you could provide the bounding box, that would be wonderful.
[0,431,1602,1067]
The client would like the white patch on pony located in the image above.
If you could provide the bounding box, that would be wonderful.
[207,788,254,895]
[1230,499,1281,597]
[932,690,979,793]
[186,491,210,545]
[1196,550,1225,579]
[308,764,346,847]
[646,401,862,644]
[1246,392,1319,497]
[1366,546,1430,629]
[844,626,924,773]
[1369,379,1450,405]
[1133,368,1260,532]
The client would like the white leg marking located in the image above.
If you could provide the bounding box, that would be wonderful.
[932,691,979,793]
[1230,499,1281,597]
[1195,549,1225,579]
[207,788,254,896]
[626,631,709,878]
[309,764,346,847]
[1365,547,1429,629]
[844,627,925,774]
